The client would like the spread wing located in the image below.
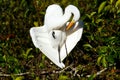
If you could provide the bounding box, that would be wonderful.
[30,27,65,68]
[60,21,83,61]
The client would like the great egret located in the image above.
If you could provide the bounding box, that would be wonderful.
[44,4,80,32]
[30,21,83,68]
[49,30,67,63]
[30,4,83,68]
[30,27,66,68]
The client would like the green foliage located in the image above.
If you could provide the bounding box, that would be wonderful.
[88,74,96,80]
[98,1,107,14]
[12,76,24,80]
[97,54,108,67]
[58,75,69,80]
[21,48,33,60]
[0,0,120,79]
[97,0,120,17]
[15,76,24,80]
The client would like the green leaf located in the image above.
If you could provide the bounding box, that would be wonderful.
[40,11,45,15]
[96,19,103,24]
[59,75,68,80]
[86,12,96,19]
[88,74,96,80]
[90,12,96,17]
[24,9,29,18]
[98,1,107,14]
[83,44,93,49]
[28,55,34,59]
[35,77,40,80]
[110,0,114,4]
[102,56,107,67]
[20,0,26,7]
[98,46,108,54]
[39,62,45,68]
[115,0,120,8]
[104,5,111,11]
[34,21,39,26]
[3,55,7,61]
[97,55,103,66]
[26,48,32,56]
[21,48,33,60]
[117,9,120,13]
[98,27,103,32]
[15,76,24,80]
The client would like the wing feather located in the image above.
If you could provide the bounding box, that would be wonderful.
[30,27,65,68]
[60,22,83,61]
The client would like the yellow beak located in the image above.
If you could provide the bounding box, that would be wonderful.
[66,20,75,30]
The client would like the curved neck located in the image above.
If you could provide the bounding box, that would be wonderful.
[62,5,80,23]
[61,8,71,24]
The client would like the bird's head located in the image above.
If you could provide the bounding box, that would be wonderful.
[65,5,80,30]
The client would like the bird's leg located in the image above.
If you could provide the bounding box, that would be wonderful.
[65,40,68,56]
[58,45,61,63]
[64,30,68,56]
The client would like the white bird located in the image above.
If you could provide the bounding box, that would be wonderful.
[30,4,83,68]
[30,28,66,68]
[44,4,80,32]
[49,30,66,63]
[30,22,83,68]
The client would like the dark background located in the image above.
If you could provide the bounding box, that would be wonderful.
[0,0,120,79]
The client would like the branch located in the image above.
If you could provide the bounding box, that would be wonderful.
[0,64,73,77]
[39,63,74,75]
[0,72,30,77]
[86,68,107,77]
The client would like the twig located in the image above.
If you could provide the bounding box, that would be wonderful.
[86,68,107,77]
[0,63,74,77]
[58,63,74,73]
[40,63,74,75]
[0,72,30,77]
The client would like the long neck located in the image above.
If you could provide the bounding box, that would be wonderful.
[62,5,80,23]
[61,8,72,25]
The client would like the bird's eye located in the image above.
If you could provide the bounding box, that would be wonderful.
[52,31,56,39]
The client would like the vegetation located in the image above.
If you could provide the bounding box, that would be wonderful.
[0,0,120,79]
